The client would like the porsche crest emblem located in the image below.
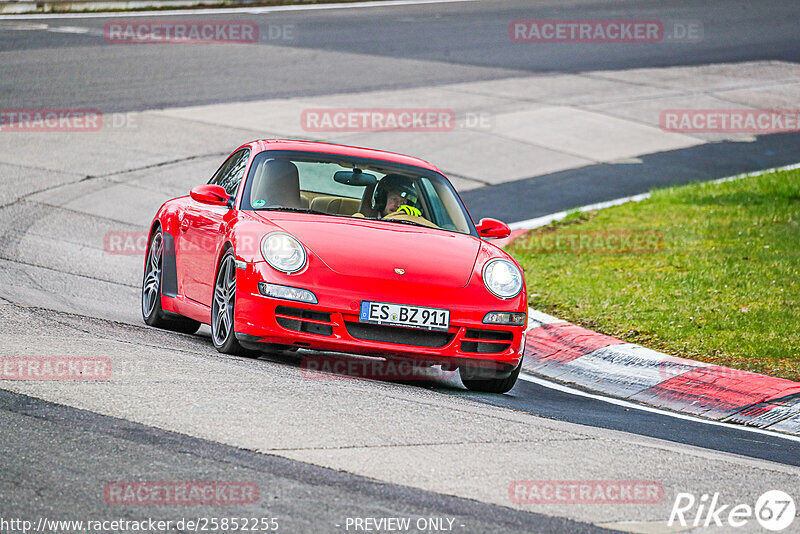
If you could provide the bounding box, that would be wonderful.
[394,268,405,275]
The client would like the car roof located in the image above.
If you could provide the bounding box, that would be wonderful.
[240,139,442,173]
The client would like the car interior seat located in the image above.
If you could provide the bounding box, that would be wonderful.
[311,196,361,216]
[358,182,378,218]
[251,159,302,208]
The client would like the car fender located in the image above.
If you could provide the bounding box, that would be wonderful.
[226,216,283,265]
[152,197,186,239]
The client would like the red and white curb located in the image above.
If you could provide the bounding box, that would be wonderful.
[521,311,800,436]
[510,163,800,437]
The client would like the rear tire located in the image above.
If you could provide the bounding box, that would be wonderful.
[141,228,201,335]
[460,359,522,394]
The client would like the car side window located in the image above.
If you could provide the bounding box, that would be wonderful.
[419,178,456,230]
[209,149,250,196]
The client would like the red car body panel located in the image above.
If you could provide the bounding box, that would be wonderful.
[255,213,480,287]
[147,140,527,370]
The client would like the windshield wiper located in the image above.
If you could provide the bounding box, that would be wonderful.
[254,207,330,216]
[382,218,431,229]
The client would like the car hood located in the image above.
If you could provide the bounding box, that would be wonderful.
[256,213,480,287]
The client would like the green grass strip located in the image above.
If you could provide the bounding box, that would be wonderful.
[510,168,800,381]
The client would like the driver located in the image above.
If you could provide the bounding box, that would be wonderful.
[372,174,421,218]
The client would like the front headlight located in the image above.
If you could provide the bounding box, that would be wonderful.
[261,232,306,273]
[482,259,523,299]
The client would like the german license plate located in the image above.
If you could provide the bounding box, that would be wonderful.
[359,301,450,331]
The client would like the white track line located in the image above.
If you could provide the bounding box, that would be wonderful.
[509,161,800,230]
[0,0,478,20]
[709,161,800,184]
[509,193,650,231]
[518,373,800,444]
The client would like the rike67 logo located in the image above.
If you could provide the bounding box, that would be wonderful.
[669,490,796,531]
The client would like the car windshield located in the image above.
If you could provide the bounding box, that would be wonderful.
[240,150,475,235]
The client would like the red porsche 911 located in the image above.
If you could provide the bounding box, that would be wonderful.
[142,140,527,393]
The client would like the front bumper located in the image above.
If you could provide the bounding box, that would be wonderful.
[234,262,526,370]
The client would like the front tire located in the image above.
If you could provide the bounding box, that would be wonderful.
[460,359,522,394]
[211,251,250,355]
[141,228,200,335]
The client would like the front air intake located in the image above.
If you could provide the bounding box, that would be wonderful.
[460,329,513,354]
[345,322,453,348]
[275,306,333,336]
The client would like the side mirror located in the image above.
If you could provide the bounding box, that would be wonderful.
[190,185,230,206]
[476,218,511,239]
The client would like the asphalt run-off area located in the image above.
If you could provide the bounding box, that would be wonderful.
[1,1,799,533]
